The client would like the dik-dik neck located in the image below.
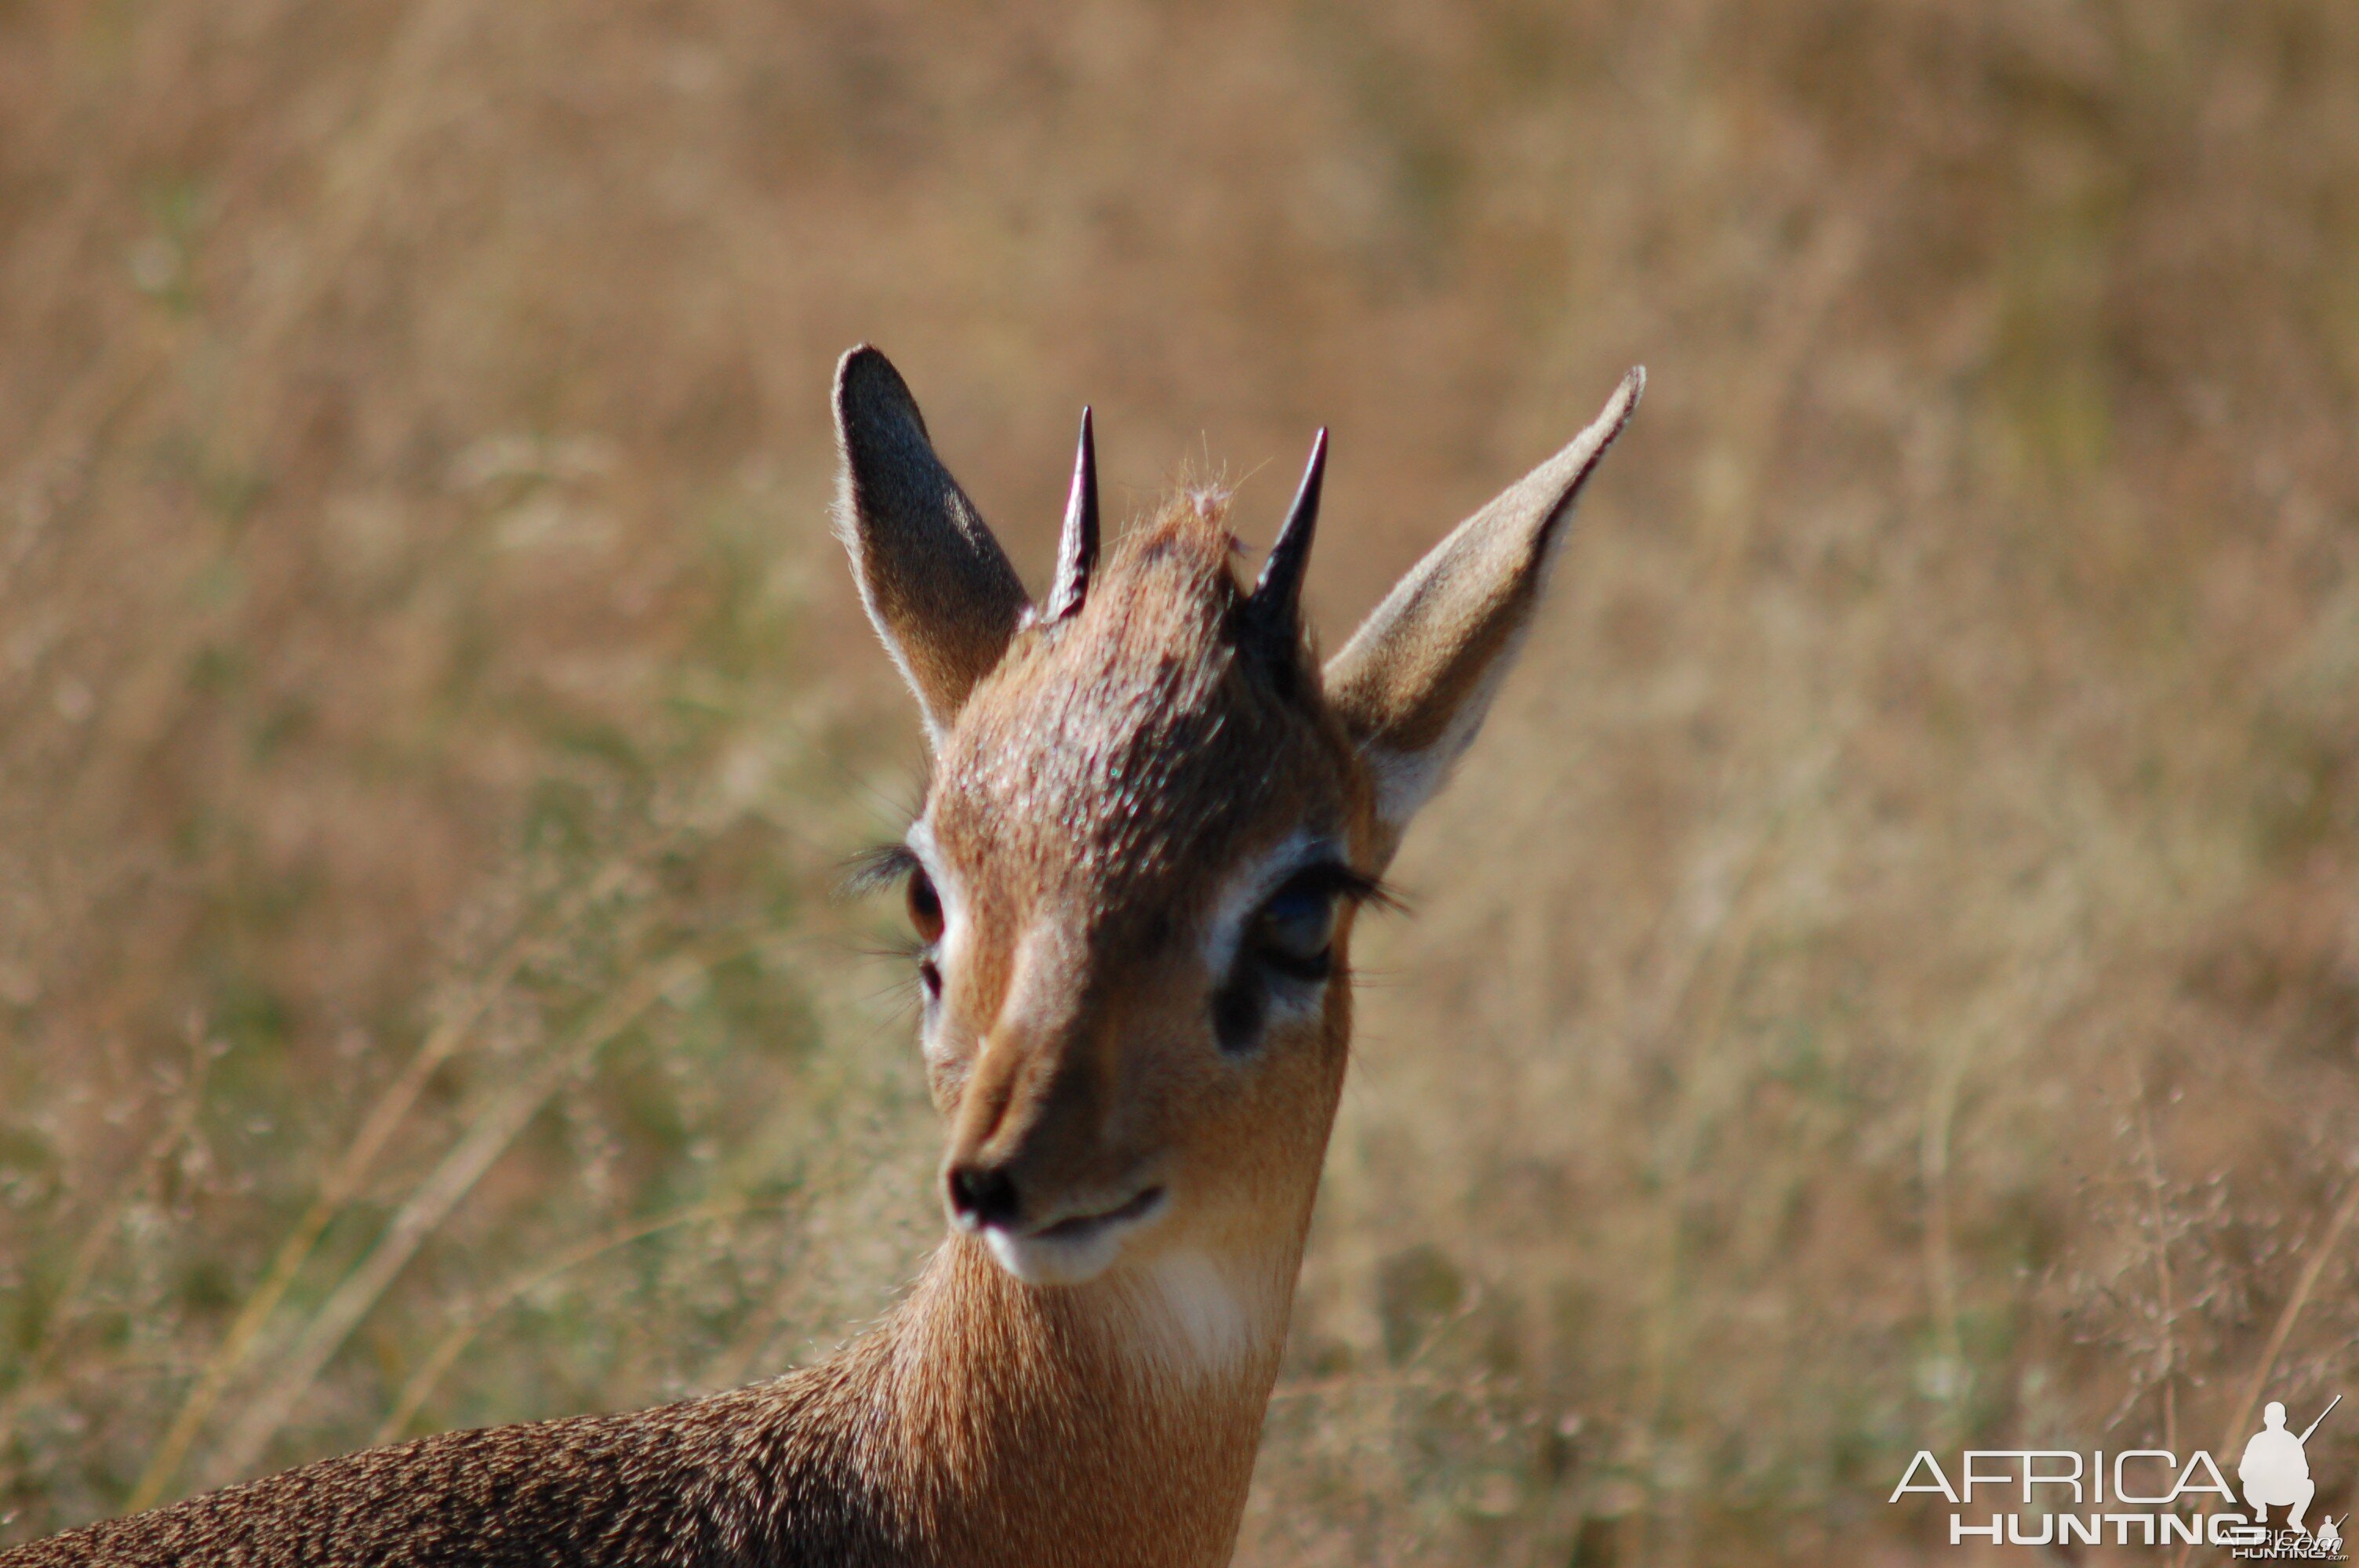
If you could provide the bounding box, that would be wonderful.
[856,1231,1301,1568]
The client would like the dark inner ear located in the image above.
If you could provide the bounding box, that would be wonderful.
[833,347,1031,735]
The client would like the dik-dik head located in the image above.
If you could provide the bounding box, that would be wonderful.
[834,347,1639,1291]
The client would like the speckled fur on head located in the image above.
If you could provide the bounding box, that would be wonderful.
[934,492,1357,947]
[5,344,1640,1568]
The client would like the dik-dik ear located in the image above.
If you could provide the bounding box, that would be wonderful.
[834,346,1031,741]
[1325,368,1643,860]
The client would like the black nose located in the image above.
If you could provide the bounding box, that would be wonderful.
[946,1163,1022,1230]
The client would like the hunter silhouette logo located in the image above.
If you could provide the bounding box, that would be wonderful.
[2243,1397,2337,1534]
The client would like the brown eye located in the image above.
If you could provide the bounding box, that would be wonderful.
[906,869,945,946]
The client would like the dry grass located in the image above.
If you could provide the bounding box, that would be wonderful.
[5,1,2359,1561]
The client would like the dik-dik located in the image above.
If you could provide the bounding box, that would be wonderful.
[7,346,1640,1566]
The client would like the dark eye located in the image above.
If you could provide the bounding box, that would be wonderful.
[906,869,946,1001]
[1216,861,1387,1052]
[1248,877,1343,982]
[905,868,944,945]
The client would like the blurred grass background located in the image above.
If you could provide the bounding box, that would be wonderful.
[4,1,2359,1561]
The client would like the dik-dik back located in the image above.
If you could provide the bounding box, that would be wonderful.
[5,346,1639,1568]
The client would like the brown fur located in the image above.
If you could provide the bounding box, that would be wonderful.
[928,495,1367,1217]
[5,1240,1274,1568]
[6,347,1637,1567]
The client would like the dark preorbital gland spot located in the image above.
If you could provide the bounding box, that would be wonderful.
[1212,971,1266,1054]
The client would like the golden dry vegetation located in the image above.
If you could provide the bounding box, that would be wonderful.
[5,2,2359,1562]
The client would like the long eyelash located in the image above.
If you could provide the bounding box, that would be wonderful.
[1282,862,1405,914]
[851,936,933,963]
[839,842,921,898]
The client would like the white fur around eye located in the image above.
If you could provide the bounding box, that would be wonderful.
[906,821,969,1061]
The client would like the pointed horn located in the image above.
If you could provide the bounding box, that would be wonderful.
[1045,407,1099,622]
[1247,427,1327,648]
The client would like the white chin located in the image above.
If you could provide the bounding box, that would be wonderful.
[983,1224,1125,1286]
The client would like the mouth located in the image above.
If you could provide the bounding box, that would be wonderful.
[980,1185,1169,1286]
[1036,1185,1166,1241]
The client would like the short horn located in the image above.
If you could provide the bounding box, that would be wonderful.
[1044,407,1098,622]
[1246,427,1327,649]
